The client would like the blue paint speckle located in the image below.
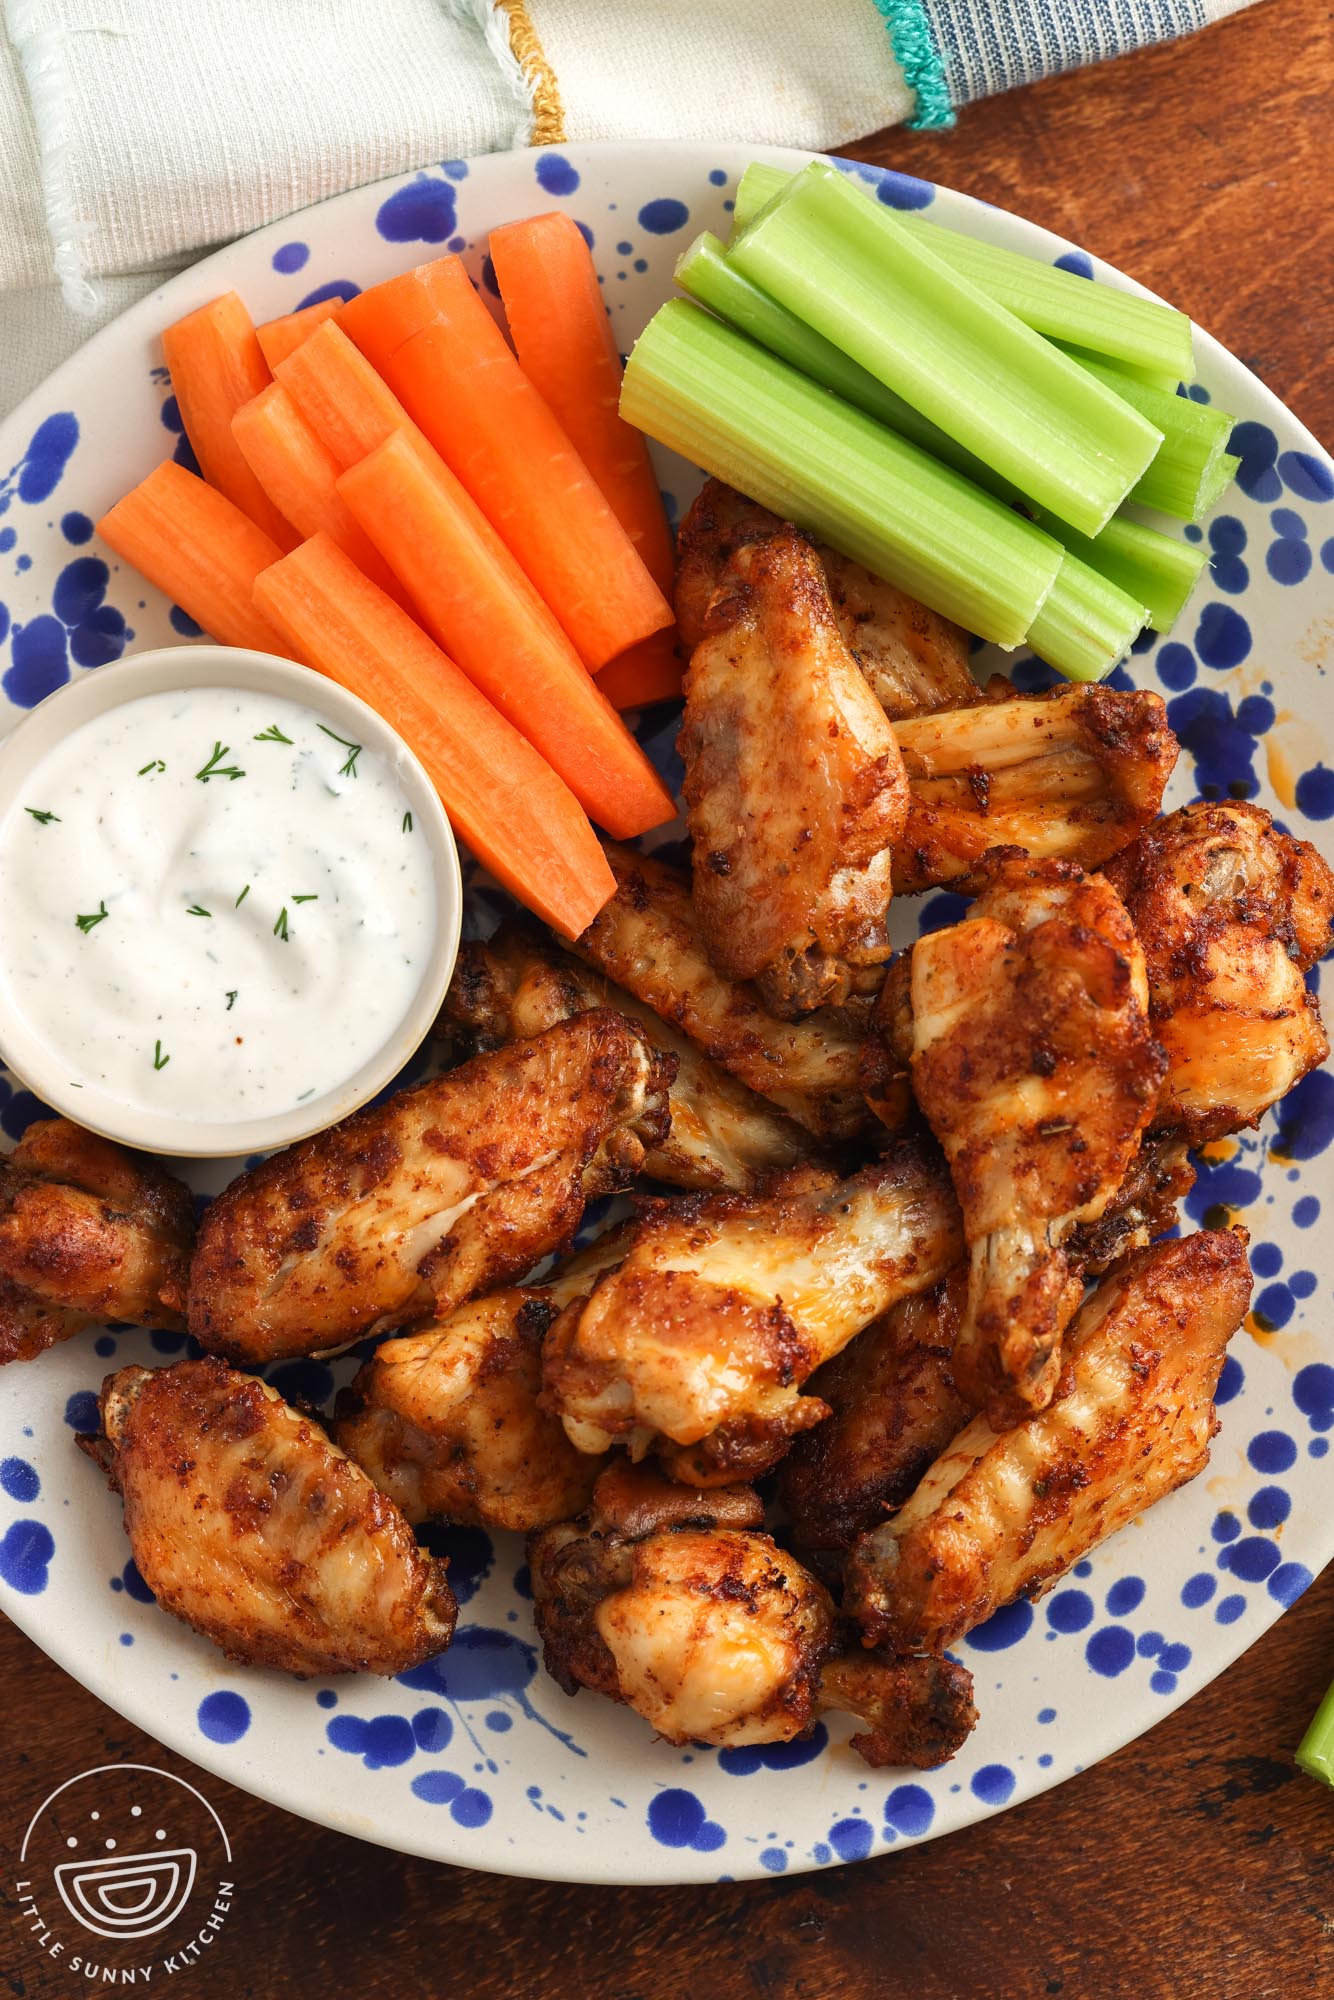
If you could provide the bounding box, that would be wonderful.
[1278,450,1333,502]
[412,1769,463,1805]
[1231,421,1281,503]
[1268,537,1312,585]
[1046,1589,1094,1634]
[450,1787,493,1828]
[1086,1626,1135,1676]
[170,604,204,638]
[1268,1562,1313,1607]
[1037,1707,1057,1724]
[1136,1630,1164,1657]
[638,198,689,235]
[1166,686,1270,801]
[1212,1509,1242,1543]
[535,154,580,196]
[1207,514,1247,595]
[827,1816,874,1862]
[0,1457,38,1503]
[1251,1241,1283,1279]
[647,1788,724,1852]
[965,1599,1033,1650]
[327,1713,415,1769]
[5,614,69,707]
[63,1390,99,1431]
[376,177,458,245]
[971,1763,1017,1805]
[883,1783,934,1837]
[1221,1536,1281,1583]
[121,1559,154,1604]
[759,1847,787,1873]
[272,241,310,274]
[297,279,360,310]
[0,1519,52,1593]
[719,1727,827,1775]
[1294,1362,1334,1430]
[1106,1576,1145,1617]
[1295,764,1334,821]
[197,1691,250,1744]
[60,510,92,544]
[1293,1195,1320,1228]
[1215,1354,1244,1405]
[411,1707,453,1753]
[316,1689,337,1709]
[1054,251,1094,278]
[16,412,79,503]
[1248,1485,1292,1530]
[1182,1572,1216,1609]
[1248,1430,1297,1474]
[1193,601,1252,670]
[1156,641,1196,691]
[1216,1593,1246,1624]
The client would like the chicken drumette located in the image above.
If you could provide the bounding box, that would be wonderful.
[82,1358,456,1676]
[0,1119,194,1364]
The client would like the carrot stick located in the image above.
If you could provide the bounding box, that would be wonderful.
[255,297,343,370]
[595,631,685,710]
[231,383,409,606]
[274,319,424,471]
[339,257,673,670]
[98,460,300,658]
[337,429,675,838]
[160,292,298,548]
[253,534,615,938]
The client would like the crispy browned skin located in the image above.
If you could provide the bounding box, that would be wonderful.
[778,1271,971,1579]
[0,1120,194,1364]
[1104,801,1334,1143]
[84,1359,455,1676]
[333,1233,626,1532]
[678,522,908,1015]
[542,1143,963,1477]
[846,1230,1251,1653]
[892,679,1178,895]
[188,1013,672,1366]
[676,480,975,719]
[904,855,1165,1425]
[572,842,871,1142]
[440,926,814,1193]
[530,1464,974,1765]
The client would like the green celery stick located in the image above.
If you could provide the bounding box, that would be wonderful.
[1075,354,1235,520]
[1297,1679,1334,1788]
[729,162,1161,537]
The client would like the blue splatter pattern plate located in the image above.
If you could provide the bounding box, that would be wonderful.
[0,144,1332,1885]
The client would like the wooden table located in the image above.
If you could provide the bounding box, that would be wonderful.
[4,1,1332,1992]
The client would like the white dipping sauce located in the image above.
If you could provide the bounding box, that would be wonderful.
[0,686,436,1124]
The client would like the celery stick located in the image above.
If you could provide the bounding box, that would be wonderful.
[730,163,1161,537]
[1193,450,1242,519]
[1036,513,1206,633]
[1028,553,1147,681]
[620,300,1062,649]
[731,162,1195,381]
[1075,355,1234,520]
[1297,1679,1334,1787]
[1056,342,1181,396]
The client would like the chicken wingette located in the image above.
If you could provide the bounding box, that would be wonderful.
[530,1463,976,1765]
[678,519,909,1016]
[846,1229,1251,1653]
[440,925,813,1192]
[1104,801,1334,1142]
[0,1119,194,1365]
[82,1359,456,1676]
[892,680,1178,895]
[572,843,871,1142]
[188,1012,673,1365]
[893,856,1165,1424]
[542,1142,962,1483]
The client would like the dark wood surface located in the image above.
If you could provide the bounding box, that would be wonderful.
[4,1,1333,1993]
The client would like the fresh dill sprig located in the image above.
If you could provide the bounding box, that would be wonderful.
[225,990,238,1010]
[152,1040,170,1071]
[254,724,293,744]
[402,811,413,834]
[137,759,166,776]
[75,900,108,935]
[273,906,290,942]
[235,884,250,907]
[195,741,246,783]
[25,807,60,824]
[186,904,211,918]
[318,723,362,778]
[291,893,318,904]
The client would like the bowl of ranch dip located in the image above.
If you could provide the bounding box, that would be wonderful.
[0,646,462,1156]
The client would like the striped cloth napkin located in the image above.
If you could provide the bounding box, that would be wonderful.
[0,0,1258,417]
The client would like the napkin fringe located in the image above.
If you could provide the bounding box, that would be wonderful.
[4,0,101,315]
[494,0,567,144]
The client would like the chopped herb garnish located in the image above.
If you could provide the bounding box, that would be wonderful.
[254,724,293,744]
[235,884,250,907]
[273,906,290,942]
[291,893,318,904]
[195,741,245,783]
[296,1088,316,1102]
[402,811,413,834]
[75,900,108,936]
[318,723,362,778]
[225,990,238,1010]
[152,1040,170,1071]
[137,759,166,776]
[186,904,211,918]
[25,807,60,824]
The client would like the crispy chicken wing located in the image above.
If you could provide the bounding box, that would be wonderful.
[334,1233,626,1532]
[188,1012,673,1366]
[901,856,1165,1424]
[892,679,1178,894]
[678,521,908,1015]
[676,480,975,718]
[572,843,871,1142]
[0,1119,194,1364]
[1104,801,1334,1142]
[82,1358,456,1676]
[441,925,814,1192]
[542,1142,962,1480]
[530,1463,975,1764]
[846,1229,1251,1652]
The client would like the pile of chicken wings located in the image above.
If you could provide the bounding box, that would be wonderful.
[6,478,1333,1771]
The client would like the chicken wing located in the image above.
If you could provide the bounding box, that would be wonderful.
[81,1358,456,1676]
[0,1119,194,1365]
[846,1229,1251,1653]
[188,1012,673,1366]
[542,1142,962,1480]
[675,479,975,718]
[572,843,870,1142]
[1103,801,1334,1142]
[901,856,1165,1424]
[441,925,814,1193]
[333,1232,627,1532]
[777,1271,971,1581]
[892,680,1178,894]
[530,1462,975,1764]
[678,520,908,1015]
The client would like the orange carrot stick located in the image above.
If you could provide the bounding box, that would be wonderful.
[338,429,675,838]
[231,383,409,606]
[595,630,685,710]
[253,534,615,938]
[97,460,300,658]
[275,319,424,471]
[255,297,343,371]
[160,293,298,548]
[339,257,672,671]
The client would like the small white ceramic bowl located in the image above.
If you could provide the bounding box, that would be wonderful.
[0,646,462,1157]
